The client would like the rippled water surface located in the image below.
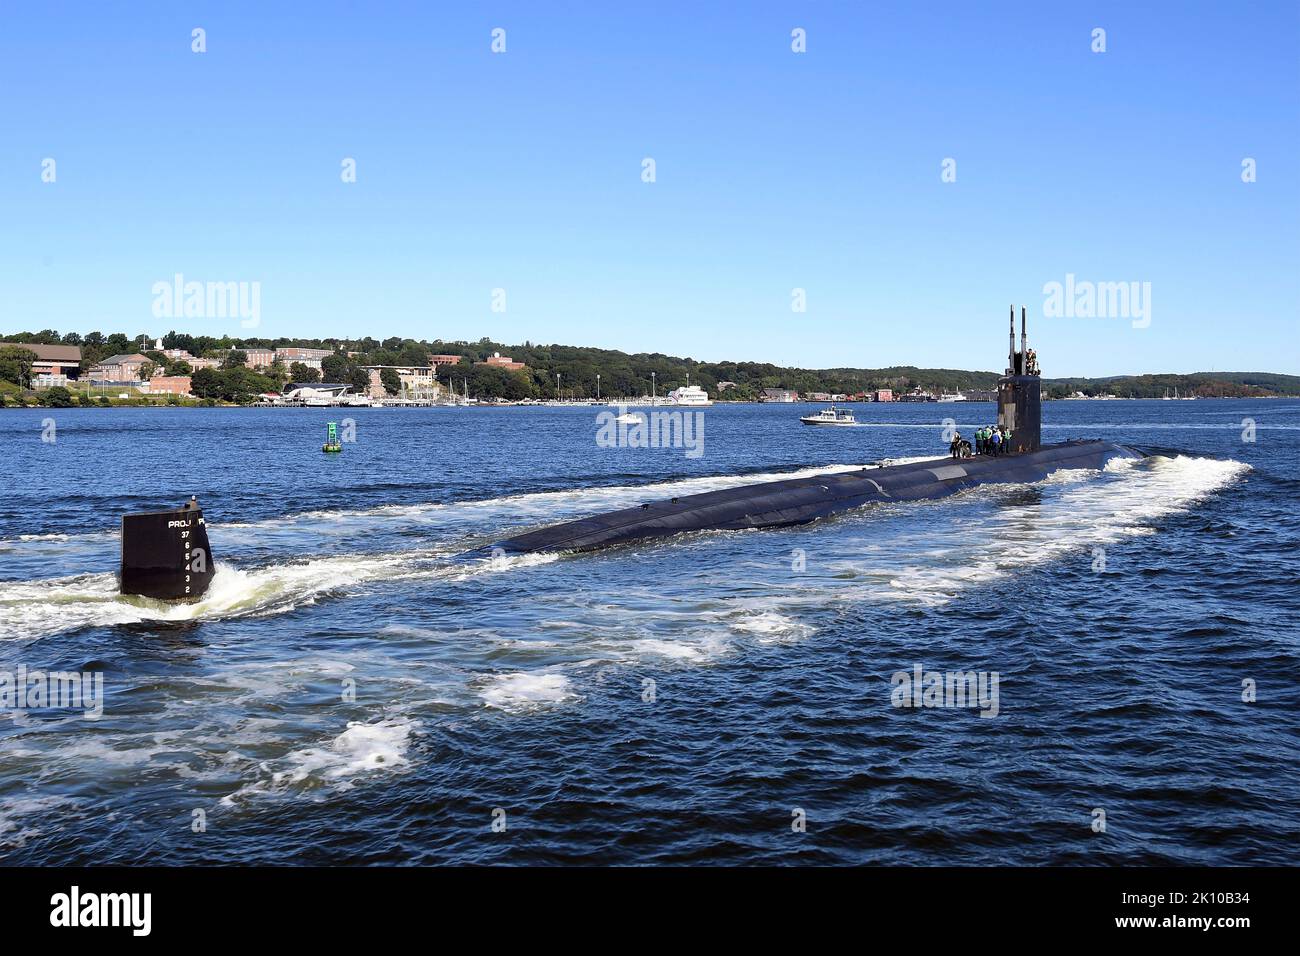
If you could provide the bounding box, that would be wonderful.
[1,400,1296,864]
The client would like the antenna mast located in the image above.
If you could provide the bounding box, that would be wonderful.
[1008,305,1016,373]
[1020,306,1028,367]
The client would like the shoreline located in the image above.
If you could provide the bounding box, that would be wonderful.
[3,395,1296,411]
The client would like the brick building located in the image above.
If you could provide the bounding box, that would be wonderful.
[275,347,333,371]
[140,375,193,396]
[477,352,527,372]
[89,353,150,383]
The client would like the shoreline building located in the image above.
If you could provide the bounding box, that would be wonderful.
[362,365,441,401]
[476,352,527,372]
[88,353,151,385]
[0,341,82,388]
[160,348,220,371]
[241,348,276,369]
[139,375,193,396]
[281,382,353,404]
[760,388,799,403]
[274,347,333,371]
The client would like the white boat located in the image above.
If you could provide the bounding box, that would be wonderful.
[613,411,644,425]
[669,384,712,406]
[938,392,967,402]
[800,405,857,426]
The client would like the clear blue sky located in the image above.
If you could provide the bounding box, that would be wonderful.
[1,1,1296,376]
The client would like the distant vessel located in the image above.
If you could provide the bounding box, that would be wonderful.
[669,377,712,406]
[800,405,857,426]
[938,392,967,402]
[613,411,644,425]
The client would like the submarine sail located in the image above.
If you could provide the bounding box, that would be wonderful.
[999,305,1041,455]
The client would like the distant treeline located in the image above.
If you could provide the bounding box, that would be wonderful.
[3,329,1299,400]
[1039,373,1293,399]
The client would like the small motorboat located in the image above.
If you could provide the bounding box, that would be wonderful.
[613,411,645,425]
[800,405,856,426]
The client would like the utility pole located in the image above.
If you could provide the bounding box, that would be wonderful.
[596,373,600,402]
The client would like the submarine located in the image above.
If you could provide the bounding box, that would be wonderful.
[117,306,1143,599]
[476,306,1145,557]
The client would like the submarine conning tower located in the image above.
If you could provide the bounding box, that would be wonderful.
[997,304,1041,454]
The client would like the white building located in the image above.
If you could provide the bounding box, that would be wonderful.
[363,365,441,400]
[282,383,352,405]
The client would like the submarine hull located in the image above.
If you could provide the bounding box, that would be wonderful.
[480,439,1143,556]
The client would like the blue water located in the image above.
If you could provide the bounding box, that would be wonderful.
[0,400,1296,864]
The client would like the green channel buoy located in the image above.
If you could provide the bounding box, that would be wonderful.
[322,421,342,453]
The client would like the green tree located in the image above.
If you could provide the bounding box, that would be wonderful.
[265,360,289,387]
[380,368,401,395]
[321,353,350,382]
[43,386,74,407]
[222,349,248,369]
[0,346,37,386]
[398,344,429,367]
[189,367,223,399]
[220,366,276,403]
[289,362,320,383]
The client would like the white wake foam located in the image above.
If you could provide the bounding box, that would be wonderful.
[0,543,495,640]
[479,672,577,710]
[221,717,415,806]
[832,454,1250,606]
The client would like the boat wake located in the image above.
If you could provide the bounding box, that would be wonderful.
[0,453,1254,835]
[821,454,1251,606]
[0,548,556,641]
[0,454,1247,640]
